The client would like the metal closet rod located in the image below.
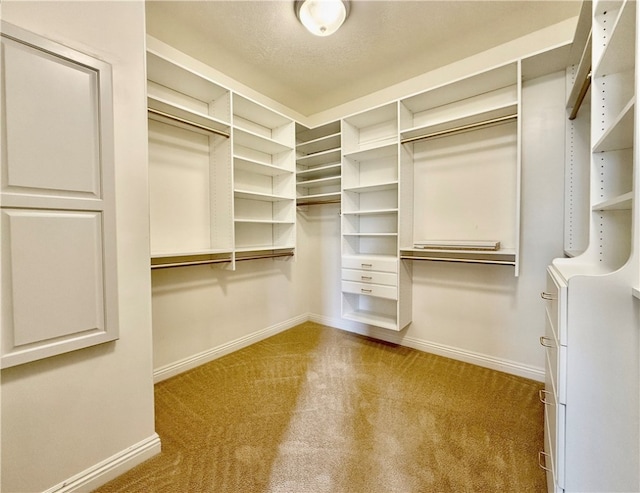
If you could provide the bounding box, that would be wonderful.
[400,255,515,266]
[151,251,293,270]
[236,252,294,262]
[569,69,591,121]
[148,108,230,138]
[401,113,517,145]
[297,199,342,206]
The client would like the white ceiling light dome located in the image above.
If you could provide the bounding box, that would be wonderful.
[295,0,350,37]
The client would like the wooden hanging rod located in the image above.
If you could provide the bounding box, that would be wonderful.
[569,69,591,121]
[151,251,293,269]
[401,114,517,145]
[147,108,230,138]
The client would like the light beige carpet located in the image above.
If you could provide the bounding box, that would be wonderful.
[95,322,546,492]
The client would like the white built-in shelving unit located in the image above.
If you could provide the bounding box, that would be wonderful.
[296,121,341,206]
[399,62,522,275]
[146,47,296,269]
[232,94,296,256]
[541,1,639,491]
[340,103,412,331]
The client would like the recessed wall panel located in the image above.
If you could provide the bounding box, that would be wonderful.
[3,209,104,347]
[2,37,101,197]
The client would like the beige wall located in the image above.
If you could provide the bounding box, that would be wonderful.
[1,2,157,491]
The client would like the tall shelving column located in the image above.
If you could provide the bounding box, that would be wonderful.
[340,103,411,331]
[296,121,341,206]
[146,49,234,269]
[543,1,639,491]
[564,1,592,258]
[231,94,296,259]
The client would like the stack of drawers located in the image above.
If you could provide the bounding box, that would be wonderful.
[341,255,398,301]
[540,266,567,493]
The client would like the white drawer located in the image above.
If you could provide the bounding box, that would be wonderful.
[342,269,397,286]
[341,281,398,300]
[342,256,398,273]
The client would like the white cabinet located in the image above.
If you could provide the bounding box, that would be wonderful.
[340,103,412,331]
[232,94,296,255]
[296,121,341,206]
[543,1,640,491]
[398,62,522,275]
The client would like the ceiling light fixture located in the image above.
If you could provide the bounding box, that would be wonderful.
[295,0,350,37]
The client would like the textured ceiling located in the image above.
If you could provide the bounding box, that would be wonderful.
[145,0,581,116]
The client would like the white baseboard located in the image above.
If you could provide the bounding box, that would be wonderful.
[154,311,543,384]
[44,433,161,493]
[309,313,545,382]
[153,313,309,383]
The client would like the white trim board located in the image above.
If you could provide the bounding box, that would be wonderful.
[309,313,545,382]
[153,314,308,383]
[43,434,161,493]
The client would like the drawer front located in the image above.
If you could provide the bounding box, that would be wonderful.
[545,267,567,346]
[342,269,397,286]
[543,363,566,491]
[543,315,567,406]
[342,256,398,273]
[543,399,557,493]
[341,281,397,300]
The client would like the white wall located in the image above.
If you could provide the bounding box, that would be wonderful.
[1,2,157,492]
[151,241,311,380]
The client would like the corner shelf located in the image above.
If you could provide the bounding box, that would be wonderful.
[296,121,341,206]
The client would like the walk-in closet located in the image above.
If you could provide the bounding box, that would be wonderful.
[1,1,638,492]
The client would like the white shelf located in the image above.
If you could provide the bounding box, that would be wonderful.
[342,208,398,216]
[147,51,229,106]
[343,181,399,194]
[150,248,233,259]
[342,309,398,330]
[296,163,341,181]
[296,175,341,188]
[234,244,295,253]
[296,149,341,167]
[400,102,517,143]
[234,189,293,202]
[234,156,292,177]
[233,94,291,131]
[148,95,230,137]
[401,63,517,117]
[296,192,341,204]
[592,191,633,211]
[343,233,398,237]
[567,32,592,110]
[593,98,635,152]
[234,127,293,155]
[297,132,341,156]
[593,0,636,77]
[234,219,294,225]
[343,142,398,161]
